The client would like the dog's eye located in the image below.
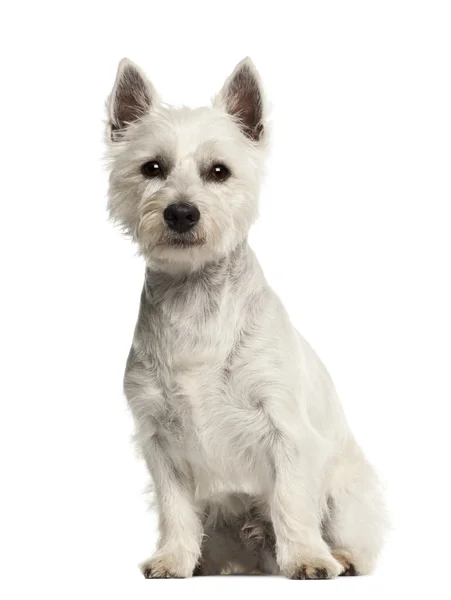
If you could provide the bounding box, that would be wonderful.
[209,164,230,182]
[141,160,163,178]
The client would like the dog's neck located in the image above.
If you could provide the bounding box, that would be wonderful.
[136,240,265,359]
[146,241,246,282]
[143,240,256,308]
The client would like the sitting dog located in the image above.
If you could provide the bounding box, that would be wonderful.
[105,57,387,579]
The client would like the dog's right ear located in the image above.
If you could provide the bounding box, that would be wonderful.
[107,58,158,141]
[214,57,265,143]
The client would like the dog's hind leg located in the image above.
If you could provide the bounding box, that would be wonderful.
[239,512,279,574]
[194,503,278,575]
[194,520,262,575]
[323,444,388,576]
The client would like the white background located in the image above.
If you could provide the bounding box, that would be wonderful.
[1,1,450,598]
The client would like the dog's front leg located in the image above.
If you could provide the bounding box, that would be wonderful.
[269,436,342,579]
[139,434,202,579]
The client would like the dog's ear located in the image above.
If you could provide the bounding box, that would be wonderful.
[107,58,158,141]
[215,57,265,142]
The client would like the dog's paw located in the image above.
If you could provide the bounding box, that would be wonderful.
[287,554,343,580]
[192,559,208,577]
[332,549,359,576]
[140,555,187,579]
[240,517,275,553]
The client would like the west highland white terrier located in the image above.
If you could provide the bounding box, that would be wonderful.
[105,57,387,579]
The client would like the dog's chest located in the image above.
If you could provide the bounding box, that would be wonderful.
[141,264,274,497]
[171,367,272,499]
[154,316,271,497]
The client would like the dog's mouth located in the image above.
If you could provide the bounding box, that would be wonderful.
[156,233,206,249]
[137,210,207,251]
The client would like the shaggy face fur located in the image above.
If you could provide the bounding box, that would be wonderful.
[107,58,264,272]
[105,58,388,580]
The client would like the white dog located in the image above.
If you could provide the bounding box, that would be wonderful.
[105,57,387,579]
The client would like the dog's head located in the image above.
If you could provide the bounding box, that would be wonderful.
[106,58,266,271]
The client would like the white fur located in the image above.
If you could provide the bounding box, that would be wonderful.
[106,57,388,579]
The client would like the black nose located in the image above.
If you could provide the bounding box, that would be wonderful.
[163,203,200,233]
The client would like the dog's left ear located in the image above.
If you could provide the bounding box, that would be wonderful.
[215,57,265,142]
[107,58,158,141]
